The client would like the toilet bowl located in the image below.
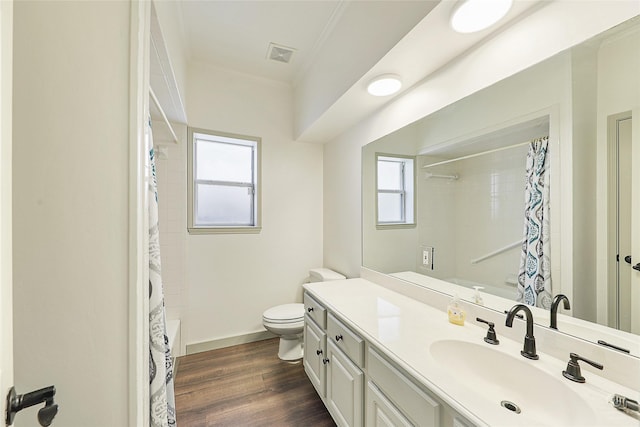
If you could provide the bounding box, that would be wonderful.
[263,268,346,361]
[262,303,305,361]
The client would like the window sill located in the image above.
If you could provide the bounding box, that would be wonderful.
[376,223,416,230]
[188,226,262,235]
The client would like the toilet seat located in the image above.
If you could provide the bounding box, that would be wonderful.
[262,303,304,324]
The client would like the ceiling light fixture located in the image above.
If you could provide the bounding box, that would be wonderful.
[450,0,513,34]
[367,74,402,97]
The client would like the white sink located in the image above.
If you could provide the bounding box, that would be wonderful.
[430,340,596,426]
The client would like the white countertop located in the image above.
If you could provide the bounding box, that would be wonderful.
[391,270,640,357]
[304,278,640,427]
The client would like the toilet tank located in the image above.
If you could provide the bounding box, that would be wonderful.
[309,268,346,282]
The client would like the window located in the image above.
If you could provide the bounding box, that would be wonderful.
[188,128,261,233]
[376,154,415,227]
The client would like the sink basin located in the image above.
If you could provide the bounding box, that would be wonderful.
[430,340,596,426]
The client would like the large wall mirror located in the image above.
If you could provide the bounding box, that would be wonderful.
[363,16,640,357]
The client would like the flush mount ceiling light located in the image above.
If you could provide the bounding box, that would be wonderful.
[450,0,513,34]
[367,74,402,97]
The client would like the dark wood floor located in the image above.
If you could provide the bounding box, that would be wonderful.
[174,338,336,427]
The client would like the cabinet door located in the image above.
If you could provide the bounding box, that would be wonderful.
[326,340,364,427]
[303,316,326,397]
[366,381,412,427]
[368,347,440,426]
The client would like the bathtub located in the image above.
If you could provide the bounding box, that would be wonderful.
[390,271,519,309]
[166,319,181,358]
[445,277,517,300]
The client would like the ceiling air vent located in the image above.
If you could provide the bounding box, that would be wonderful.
[267,43,296,64]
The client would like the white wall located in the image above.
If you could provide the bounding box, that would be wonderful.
[182,63,323,347]
[361,124,420,274]
[571,45,599,321]
[12,2,132,425]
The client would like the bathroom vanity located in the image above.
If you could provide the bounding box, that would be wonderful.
[303,277,640,427]
[304,290,448,426]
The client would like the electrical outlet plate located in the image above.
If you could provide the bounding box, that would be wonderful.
[422,250,430,265]
[419,246,434,270]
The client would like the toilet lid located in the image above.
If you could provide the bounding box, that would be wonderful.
[263,303,304,323]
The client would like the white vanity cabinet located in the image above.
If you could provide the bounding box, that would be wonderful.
[304,293,365,426]
[303,293,328,397]
[303,289,475,427]
[325,313,365,426]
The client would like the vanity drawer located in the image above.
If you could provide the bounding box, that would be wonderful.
[368,346,440,427]
[304,292,327,329]
[327,312,364,367]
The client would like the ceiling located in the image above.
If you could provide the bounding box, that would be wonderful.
[179,1,436,85]
[152,0,545,143]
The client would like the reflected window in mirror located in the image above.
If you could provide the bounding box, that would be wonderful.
[376,154,415,228]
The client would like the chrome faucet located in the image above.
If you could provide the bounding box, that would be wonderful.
[550,294,570,329]
[505,304,538,360]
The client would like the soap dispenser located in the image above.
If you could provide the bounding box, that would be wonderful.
[472,286,484,306]
[447,294,466,326]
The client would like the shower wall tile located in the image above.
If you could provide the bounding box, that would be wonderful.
[154,125,188,323]
[418,145,528,290]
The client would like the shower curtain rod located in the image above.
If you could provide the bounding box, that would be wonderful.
[422,139,533,169]
[424,172,458,180]
[150,87,179,144]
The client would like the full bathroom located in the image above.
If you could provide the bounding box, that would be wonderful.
[3,1,640,427]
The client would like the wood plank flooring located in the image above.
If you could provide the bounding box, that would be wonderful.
[174,338,336,426]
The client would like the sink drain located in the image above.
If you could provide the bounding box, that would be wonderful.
[500,400,521,414]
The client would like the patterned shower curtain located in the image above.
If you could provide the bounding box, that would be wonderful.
[517,136,552,309]
[148,124,177,427]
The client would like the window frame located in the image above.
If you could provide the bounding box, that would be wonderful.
[375,153,416,229]
[187,127,262,234]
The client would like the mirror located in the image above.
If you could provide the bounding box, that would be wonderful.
[362,16,640,356]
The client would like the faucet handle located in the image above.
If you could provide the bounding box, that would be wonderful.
[476,317,499,345]
[562,352,603,383]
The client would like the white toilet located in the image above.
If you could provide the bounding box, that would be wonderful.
[262,268,346,361]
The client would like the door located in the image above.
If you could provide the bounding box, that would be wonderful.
[608,113,634,332]
[0,0,14,422]
[366,382,412,427]
[303,317,326,397]
[632,110,640,335]
[617,116,632,332]
[326,340,364,427]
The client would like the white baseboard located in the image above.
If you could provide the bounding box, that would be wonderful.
[186,330,275,355]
